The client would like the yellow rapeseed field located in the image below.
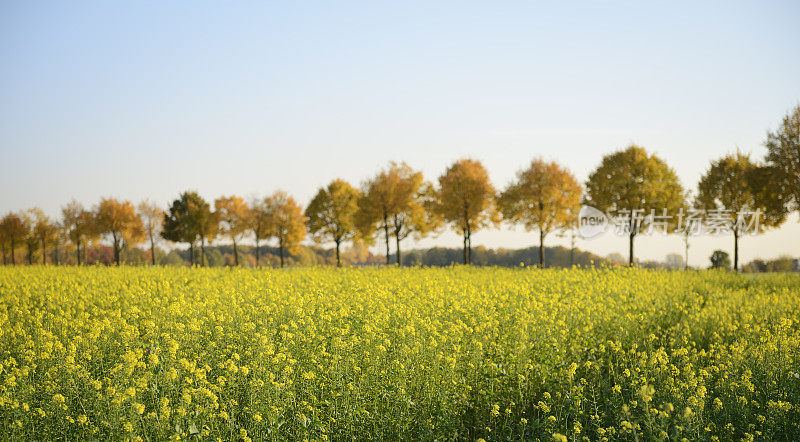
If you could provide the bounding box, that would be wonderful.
[0,266,798,441]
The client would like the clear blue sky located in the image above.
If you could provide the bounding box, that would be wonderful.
[1,1,799,264]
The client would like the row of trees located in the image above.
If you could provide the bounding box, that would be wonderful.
[1,106,798,270]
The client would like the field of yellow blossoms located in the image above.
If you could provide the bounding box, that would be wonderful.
[1,266,799,441]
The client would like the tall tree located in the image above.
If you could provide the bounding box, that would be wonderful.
[214,195,248,266]
[356,168,397,265]
[388,164,438,266]
[137,200,164,266]
[162,191,204,266]
[248,198,270,268]
[264,190,306,268]
[585,145,684,266]
[696,152,784,272]
[32,208,58,264]
[433,158,499,265]
[0,212,26,265]
[61,200,96,265]
[499,158,582,268]
[764,105,800,221]
[305,179,361,267]
[94,198,144,266]
[21,210,39,265]
[358,162,438,266]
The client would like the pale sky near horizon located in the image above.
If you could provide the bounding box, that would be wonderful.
[1,1,799,265]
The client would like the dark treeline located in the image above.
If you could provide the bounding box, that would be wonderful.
[1,105,798,271]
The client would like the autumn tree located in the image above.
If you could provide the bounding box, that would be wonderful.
[433,158,499,265]
[62,200,96,265]
[357,162,437,266]
[264,190,306,267]
[764,105,800,221]
[214,195,248,266]
[197,200,219,267]
[499,158,582,268]
[21,210,40,265]
[95,198,145,266]
[32,208,59,264]
[248,198,270,267]
[137,200,164,266]
[356,168,396,264]
[0,212,26,265]
[585,145,684,266]
[305,179,361,267]
[697,152,784,272]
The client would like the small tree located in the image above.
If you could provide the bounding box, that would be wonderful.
[22,210,40,265]
[162,191,204,266]
[305,179,361,267]
[697,152,784,272]
[264,190,306,267]
[95,198,144,266]
[433,158,499,265]
[357,162,438,266]
[585,145,684,266]
[137,200,164,266]
[710,250,732,270]
[214,195,248,266]
[32,209,58,264]
[0,212,27,265]
[248,198,270,268]
[499,158,582,268]
[62,200,97,265]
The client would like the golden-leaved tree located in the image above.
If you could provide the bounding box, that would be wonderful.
[585,145,684,266]
[0,212,27,265]
[357,162,438,266]
[433,158,499,265]
[137,200,164,266]
[499,158,582,268]
[61,200,97,265]
[94,198,144,266]
[214,195,248,266]
[32,208,59,264]
[305,179,361,267]
[264,190,306,268]
[697,152,784,271]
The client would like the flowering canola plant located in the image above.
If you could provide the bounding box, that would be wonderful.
[0,266,799,440]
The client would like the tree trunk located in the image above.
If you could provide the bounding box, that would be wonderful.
[27,244,33,265]
[54,245,60,265]
[189,243,195,266]
[462,234,468,265]
[733,230,739,272]
[76,240,81,265]
[628,232,635,267]
[200,237,207,267]
[466,224,472,265]
[335,239,341,267]
[10,240,15,265]
[41,238,47,265]
[539,229,545,268]
[1,244,5,265]
[113,237,120,266]
[255,239,260,268]
[233,238,239,266]
[383,213,391,265]
[279,237,285,268]
[395,232,402,267]
[150,232,156,265]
